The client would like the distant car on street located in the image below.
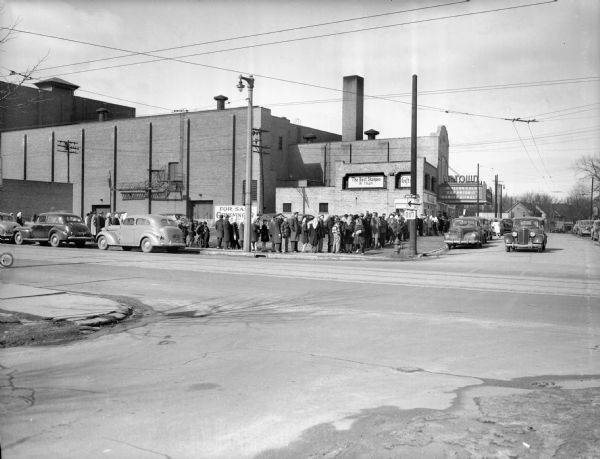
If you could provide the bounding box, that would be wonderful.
[504,217,547,252]
[574,220,594,237]
[0,212,19,243]
[444,217,485,249]
[13,212,93,247]
[96,214,186,253]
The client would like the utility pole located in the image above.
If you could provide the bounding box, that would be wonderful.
[591,177,595,220]
[476,163,480,217]
[408,74,418,257]
[56,139,79,183]
[494,174,498,218]
[237,74,254,253]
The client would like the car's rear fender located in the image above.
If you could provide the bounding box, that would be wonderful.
[97,230,119,246]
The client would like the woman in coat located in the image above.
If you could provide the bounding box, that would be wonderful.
[260,220,270,252]
[300,217,309,252]
[251,217,260,252]
[353,215,366,254]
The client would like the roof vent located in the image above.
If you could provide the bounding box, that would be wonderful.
[96,108,109,122]
[303,133,317,143]
[214,95,228,110]
[364,129,379,140]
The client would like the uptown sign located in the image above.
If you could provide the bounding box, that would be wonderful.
[445,175,479,184]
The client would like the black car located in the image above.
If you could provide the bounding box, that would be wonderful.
[14,212,93,247]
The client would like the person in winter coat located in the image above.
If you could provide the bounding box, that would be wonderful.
[300,217,310,252]
[215,215,225,249]
[288,212,300,252]
[280,218,291,253]
[223,216,232,249]
[370,212,380,249]
[260,220,270,251]
[269,216,282,252]
[251,217,260,252]
[331,217,342,253]
[353,214,366,254]
[16,212,24,226]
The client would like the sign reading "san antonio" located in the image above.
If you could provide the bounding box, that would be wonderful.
[347,175,385,189]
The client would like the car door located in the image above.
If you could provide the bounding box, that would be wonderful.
[31,215,49,239]
[119,217,136,246]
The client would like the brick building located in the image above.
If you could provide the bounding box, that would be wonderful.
[1,75,452,221]
[0,89,340,219]
[276,76,450,218]
[0,78,135,131]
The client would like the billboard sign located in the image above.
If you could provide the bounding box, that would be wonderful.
[214,205,257,224]
[438,182,489,204]
[347,175,385,189]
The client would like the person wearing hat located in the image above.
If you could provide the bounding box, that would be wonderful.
[288,212,300,252]
[223,215,232,249]
[16,211,24,226]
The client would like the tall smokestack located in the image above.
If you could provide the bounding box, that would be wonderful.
[342,75,364,141]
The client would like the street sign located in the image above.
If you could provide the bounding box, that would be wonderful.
[394,196,421,208]
[404,210,417,220]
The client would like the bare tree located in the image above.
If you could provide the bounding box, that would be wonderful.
[574,153,600,187]
[0,16,48,103]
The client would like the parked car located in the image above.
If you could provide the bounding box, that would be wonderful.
[574,220,594,237]
[591,220,600,241]
[504,217,547,252]
[96,214,186,253]
[444,217,485,249]
[13,212,93,247]
[160,213,189,227]
[0,212,19,243]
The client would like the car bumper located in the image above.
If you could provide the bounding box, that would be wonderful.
[445,237,479,246]
[156,241,186,248]
[66,236,94,243]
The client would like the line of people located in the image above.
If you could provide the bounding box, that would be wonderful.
[211,211,447,254]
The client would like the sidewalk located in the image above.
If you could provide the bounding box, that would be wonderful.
[195,236,446,260]
[0,283,132,327]
[0,236,445,329]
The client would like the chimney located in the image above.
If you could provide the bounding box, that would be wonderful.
[342,75,364,141]
[364,129,379,140]
[214,95,228,110]
[96,107,109,122]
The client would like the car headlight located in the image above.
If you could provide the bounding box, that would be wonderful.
[512,231,517,237]
[530,231,536,238]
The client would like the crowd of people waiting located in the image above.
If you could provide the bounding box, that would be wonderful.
[210,211,450,254]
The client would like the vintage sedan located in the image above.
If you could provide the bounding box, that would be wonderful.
[504,217,547,252]
[96,214,186,253]
[444,217,485,249]
[13,212,93,247]
[575,219,594,237]
[0,212,19,243]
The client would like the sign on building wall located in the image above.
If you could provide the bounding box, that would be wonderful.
[398,174,411,188]
[438,182,489,204]
[214,205,257,224]
[347,175,385,189]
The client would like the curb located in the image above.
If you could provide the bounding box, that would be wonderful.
[54,305,133,327]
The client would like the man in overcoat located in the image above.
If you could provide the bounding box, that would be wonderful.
[269,216,282,252]
[215,215,225,249]
[288,212,300,252]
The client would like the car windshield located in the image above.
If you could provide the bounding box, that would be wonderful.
[580,220,593,225]
[451,219,476,228]
[514,219,539,228]
[159,218,178,227]
[64,215,83,223]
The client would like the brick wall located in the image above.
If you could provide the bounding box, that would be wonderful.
[0,179,73,219]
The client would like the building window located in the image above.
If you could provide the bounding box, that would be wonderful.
[424,174,431,190]
[431,177,437,192]
[282,203,292,212]
[319,203,329,213]
[278,136,283,150]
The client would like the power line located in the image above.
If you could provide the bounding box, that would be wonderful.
[13,0,470,75]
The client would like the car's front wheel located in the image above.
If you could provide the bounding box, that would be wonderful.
[505,246,511,252]
[97,236,108,250]
[49,233,61,247]
[140,238,153,253]
[14,232,24,245]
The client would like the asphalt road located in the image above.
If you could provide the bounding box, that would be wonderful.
[1,234,599,458]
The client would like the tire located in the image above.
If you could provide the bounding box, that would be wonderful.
[446,244,452,250]
[140,238,153,253]
[0,252,14,267]
[49,233,61,247]
[505,246,511,252]
[97,236,108,250]
[14,232,24,245]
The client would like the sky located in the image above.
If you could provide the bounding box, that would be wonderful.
[1,0,598,201]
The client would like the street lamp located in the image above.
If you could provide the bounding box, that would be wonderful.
[237,74,254,252]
